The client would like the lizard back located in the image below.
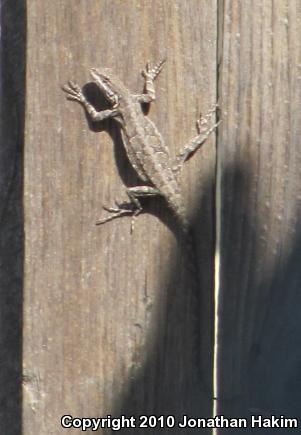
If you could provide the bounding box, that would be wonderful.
[119,98,187,227]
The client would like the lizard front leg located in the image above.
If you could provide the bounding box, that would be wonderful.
[62,81,119,121]
[136,59,166,104]
[173,105,221,174]
[96,186,160,230]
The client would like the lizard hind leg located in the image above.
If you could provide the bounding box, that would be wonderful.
[96,186,160,232]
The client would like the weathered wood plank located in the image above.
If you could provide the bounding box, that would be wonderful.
[24,1,217,433]
[218,0,301,428]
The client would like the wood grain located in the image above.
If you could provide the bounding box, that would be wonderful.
[218,0,301,429]
[23,1,217,433]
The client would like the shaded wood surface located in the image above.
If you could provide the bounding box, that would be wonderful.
[24,1,217,434]
[0,0,25,433]
[218,1,301,432]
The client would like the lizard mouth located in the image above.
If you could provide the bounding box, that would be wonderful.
[90,68,119,107]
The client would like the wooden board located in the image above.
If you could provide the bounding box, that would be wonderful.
[218,0,301,431]
[23,1,217,433]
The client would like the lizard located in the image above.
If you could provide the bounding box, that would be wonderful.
[62,59,220,233]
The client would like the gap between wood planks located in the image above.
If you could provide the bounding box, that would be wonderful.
[213,1,224,434]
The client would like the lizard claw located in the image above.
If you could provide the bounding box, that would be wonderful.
[141,58,166,81]
[196,103,220,134]
[96,208,134,225]
[62,81,85,103]
[96,200,136,225]
[102,205,121,213]
[130,207,142,234]
[141,61,150,78]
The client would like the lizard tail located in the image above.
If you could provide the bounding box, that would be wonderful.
[178,223,212,398]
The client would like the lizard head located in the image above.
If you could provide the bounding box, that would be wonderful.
[90,68,127,108]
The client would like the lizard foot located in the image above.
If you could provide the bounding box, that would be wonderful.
[62,81,85,103]
[96,201,141,231]
[196,103,220,134]
[141,58,166,82]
